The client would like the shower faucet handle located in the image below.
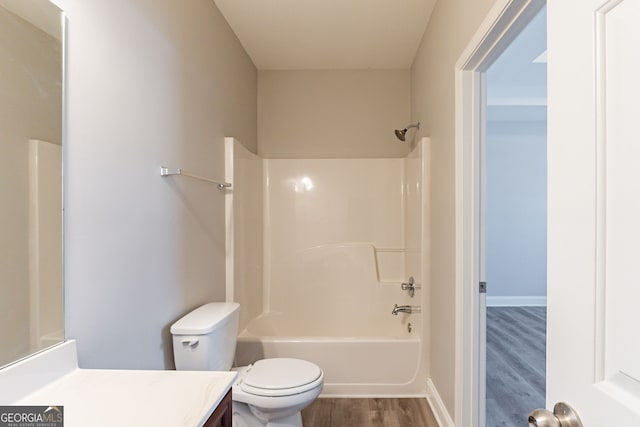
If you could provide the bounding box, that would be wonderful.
[400,276,414,290]
[401,277,420,298]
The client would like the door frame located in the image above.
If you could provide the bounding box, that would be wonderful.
[453,0,545,425]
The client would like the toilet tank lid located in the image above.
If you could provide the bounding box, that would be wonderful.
[170,302,239,335]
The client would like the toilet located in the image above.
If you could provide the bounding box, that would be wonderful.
[170,302,324,427]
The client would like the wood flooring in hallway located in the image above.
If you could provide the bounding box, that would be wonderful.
[486,306,546,427]
[301,398,439,427]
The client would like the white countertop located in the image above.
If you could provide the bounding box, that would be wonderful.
[16,368,236,427]
[0,341,236,427]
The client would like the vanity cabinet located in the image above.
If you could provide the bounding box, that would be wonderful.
[203,389,232,427]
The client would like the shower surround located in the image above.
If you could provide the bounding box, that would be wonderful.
[226,137,429,396]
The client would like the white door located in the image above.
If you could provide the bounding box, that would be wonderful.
[546,0,640,424]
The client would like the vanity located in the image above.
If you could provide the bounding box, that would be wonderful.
[0,341,236,426]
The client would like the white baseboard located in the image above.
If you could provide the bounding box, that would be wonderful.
[486,296,547,307]
[426,378,454,427]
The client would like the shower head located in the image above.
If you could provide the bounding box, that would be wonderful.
[394,129,407,141]
[394,122,420,142]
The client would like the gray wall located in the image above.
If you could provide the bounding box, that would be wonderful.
[57,0,257,369]
[486,114,547,301]
[258,69,411,158]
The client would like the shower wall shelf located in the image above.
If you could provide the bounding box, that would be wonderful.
[160,166,231,191]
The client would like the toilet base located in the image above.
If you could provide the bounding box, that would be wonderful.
[233,401,303,427]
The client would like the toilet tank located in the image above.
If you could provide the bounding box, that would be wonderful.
[170,302,240,371]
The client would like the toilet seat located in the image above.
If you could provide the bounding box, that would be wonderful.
[240,358,323,397]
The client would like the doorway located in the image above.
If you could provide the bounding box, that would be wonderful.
[453,0,547,425]
[483,7,547,426]
[458,0,640,424]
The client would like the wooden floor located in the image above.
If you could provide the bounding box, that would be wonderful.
[302,398,439,427]
[486,306,546,427]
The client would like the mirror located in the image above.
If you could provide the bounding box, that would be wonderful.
[0,0,64,367]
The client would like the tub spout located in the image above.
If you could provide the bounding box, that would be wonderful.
[392,304,417,315]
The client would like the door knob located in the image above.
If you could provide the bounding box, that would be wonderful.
[528,402,582,427]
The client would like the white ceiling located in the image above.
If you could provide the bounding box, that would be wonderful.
[213,0,437,70]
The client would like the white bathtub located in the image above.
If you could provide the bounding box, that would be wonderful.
[235,313,426,397]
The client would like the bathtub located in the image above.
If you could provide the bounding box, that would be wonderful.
[234,312,426,397]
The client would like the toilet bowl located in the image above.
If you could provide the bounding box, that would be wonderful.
[232,358,323,426]
[170,303,324,427]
